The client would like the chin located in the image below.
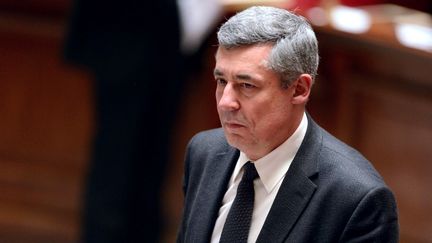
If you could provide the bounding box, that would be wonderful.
[225,133,254,152]
[225,133,244,149]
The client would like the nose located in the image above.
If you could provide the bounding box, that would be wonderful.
[217,84,240,111]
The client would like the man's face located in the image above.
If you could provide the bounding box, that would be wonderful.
[214,45,302,160]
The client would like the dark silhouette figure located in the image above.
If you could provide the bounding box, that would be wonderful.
[64,0,186,242]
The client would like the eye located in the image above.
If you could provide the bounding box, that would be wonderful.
[241,83,256,89]
[216,78,227,86]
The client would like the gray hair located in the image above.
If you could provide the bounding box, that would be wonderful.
[217,6,319,87]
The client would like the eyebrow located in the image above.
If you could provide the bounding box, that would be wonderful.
[236,74,253,81]
[213,69,223,77]
[213,69,254,81]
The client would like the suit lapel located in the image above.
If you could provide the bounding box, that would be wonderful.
[257,115,321,243]
[188,147,239,242]
[256,165,316,242]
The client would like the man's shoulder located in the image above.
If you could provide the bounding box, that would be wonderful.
[184,128,238,180]
[190,127,225,143]
[317,127,386,188]
[186,127,232,156]
[305,118,385,187]
[188,128,226,147]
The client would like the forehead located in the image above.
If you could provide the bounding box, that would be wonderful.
[215,44,272,63]
[215,45,283,86]
[214,44,273,79]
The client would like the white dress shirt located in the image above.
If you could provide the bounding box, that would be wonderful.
[211,113,308,243]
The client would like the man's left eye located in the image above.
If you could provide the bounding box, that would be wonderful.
[242,83,255,89]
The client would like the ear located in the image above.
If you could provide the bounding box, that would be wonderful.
[292,74,312,105]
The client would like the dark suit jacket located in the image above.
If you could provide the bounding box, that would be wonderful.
[177,115,399,243]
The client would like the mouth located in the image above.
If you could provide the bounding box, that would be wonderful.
[223,122,246,129]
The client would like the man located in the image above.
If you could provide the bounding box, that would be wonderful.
[176,6,399,243]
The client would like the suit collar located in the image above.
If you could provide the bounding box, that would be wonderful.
[257,114,321,242]
[291,113,321,177]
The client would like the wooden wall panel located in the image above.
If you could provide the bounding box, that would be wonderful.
[0,13,93,243]
[355,84,432,242]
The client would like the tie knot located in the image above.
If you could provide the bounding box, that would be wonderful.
[243,162,259,182]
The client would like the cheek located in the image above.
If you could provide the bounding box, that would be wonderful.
[252,101,291,133]
[215,89,221,102]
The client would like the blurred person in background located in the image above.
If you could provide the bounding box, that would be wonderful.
[64,0,221,242]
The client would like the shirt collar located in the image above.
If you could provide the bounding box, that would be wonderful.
[232,113,308,193]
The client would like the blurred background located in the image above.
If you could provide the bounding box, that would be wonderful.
[0,0,431,242]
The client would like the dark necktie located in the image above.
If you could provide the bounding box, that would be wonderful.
[220,162,259,243]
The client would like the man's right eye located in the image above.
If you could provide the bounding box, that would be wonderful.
[216,78,227,86]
